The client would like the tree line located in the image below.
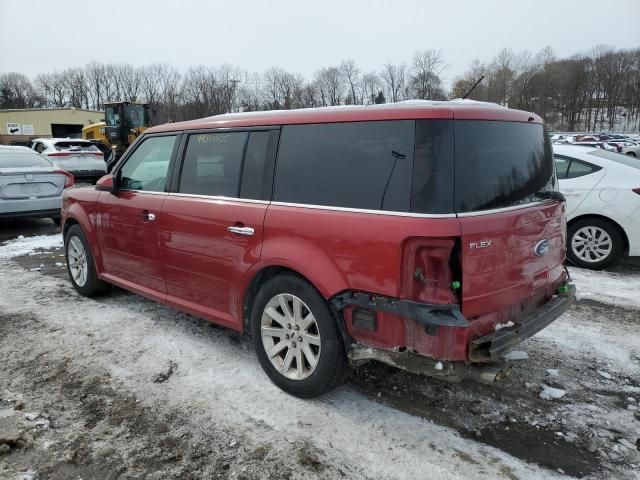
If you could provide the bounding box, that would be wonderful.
[1,45,639,131]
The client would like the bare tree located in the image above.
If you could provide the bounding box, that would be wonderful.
[315,67,344,106]
[381,63,406,103]
[0,73,41,108]
[409,50,446,100]
[340,60,360,105]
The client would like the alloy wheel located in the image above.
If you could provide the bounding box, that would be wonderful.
[571,226,612,263]
[260,293,321,380]
[67,236,88,287]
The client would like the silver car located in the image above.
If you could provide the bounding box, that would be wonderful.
[0,146,73,224]
[31,138,107,183]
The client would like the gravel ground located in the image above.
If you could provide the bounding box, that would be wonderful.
[0,219,639,479]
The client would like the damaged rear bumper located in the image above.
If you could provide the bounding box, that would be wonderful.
[468,284,576,362]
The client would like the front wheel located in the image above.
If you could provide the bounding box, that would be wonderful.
[64,224,109,296]
[567,218,624,270]
[251,274,347,398]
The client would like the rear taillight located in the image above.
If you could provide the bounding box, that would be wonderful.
[55,170,74,188]
[633,188,640,195]
[400,238,459,305]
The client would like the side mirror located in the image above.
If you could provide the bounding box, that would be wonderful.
[95,174,116,193]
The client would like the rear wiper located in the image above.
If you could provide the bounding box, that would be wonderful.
[534,191,565,202]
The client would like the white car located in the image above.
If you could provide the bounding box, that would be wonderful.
[30,138,106,183]
[554,144,640,269]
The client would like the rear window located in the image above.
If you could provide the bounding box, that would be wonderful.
[453,121,554,213]
[588,149,640,170]
[0,151,53,168]
[274,121,414,211]
[54,141,100,152]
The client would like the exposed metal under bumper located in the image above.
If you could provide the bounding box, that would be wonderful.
[469,283,577,362]
[348,344,512,385]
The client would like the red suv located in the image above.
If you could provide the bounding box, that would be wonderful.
[61,102,575,398]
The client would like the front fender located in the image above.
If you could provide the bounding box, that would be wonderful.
[63,195,103,273]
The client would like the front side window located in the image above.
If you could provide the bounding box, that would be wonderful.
[274,121,414,211]
[454,121,554,212]
[178,132,247,197]
[119,135,176,192]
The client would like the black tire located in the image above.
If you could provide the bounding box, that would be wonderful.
[250,274,347,398]
[64,224,109,296]
[567,217,624,270]
[51,217,61,226]
[626,152,637,158]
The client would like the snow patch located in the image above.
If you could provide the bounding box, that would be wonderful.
[539,385,566,400]
[0,234,63,259]
[434,361,443,370]
[569,266,640,310]
[597,370,613,380]
[503,350,528,361]
[495,321,514,331]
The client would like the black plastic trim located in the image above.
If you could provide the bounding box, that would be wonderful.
[330,291,469,328]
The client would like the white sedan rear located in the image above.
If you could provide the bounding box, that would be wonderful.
[554,144,640,269]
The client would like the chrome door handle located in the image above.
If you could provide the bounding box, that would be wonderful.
[227,226,254,236]
[139,211,156,221]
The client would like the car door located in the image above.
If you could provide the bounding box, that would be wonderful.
[555,155,605,215]
[160,129,278,330]
[96,134,179,299]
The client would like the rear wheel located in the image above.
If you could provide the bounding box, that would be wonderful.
[567,218,624,270]
[64,224,109,296]
[251,274,347,398]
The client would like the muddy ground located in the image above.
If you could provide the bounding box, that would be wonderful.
[0,218,639,479]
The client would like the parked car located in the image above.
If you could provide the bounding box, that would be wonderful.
[61,102,574,397]
[0,146,74,224]
[30,138,106,183]
[554,144,640,269]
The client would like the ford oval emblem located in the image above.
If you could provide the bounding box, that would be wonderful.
[534,239,551,257]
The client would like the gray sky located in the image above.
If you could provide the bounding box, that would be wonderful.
[1,0,639,87]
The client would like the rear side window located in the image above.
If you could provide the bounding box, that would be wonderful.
[240,130,278,200]
[411,120,454,214]
[555,155,602,179]
[0,151,53,168]
[274,121,414,211]
[454,121,554,212]
[179,132,248,197]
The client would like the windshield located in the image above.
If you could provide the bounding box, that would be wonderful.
[453,121,554,212]
[0,151,53,168]
[124,104,146,128]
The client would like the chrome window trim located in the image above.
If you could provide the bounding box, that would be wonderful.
[167,192,269,204]
[113,192,547,217]
[116,189,167,196]
[270,201,456,218]
[456,201,546,217]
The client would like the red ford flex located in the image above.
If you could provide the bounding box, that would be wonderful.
[61,101,575,398]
